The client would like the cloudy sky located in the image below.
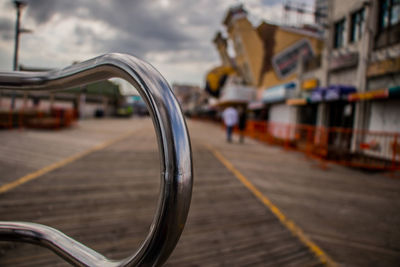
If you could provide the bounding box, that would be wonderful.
[0,0,314,87]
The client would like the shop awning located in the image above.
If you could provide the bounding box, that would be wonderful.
[324,85,356,101]
[310,87,325,103]
[348,85,400,101]
[286,98,308,106]
[262,82,296,103]
[218,82,255,106]
[310,85,356,102]
[348,88,388,101]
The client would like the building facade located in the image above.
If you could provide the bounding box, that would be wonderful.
[316,0,399,160]
[363,0,400,133]
[204,2,400,166]
[222,5,264,87]
[214,5,324,129]
[210,2,399,132]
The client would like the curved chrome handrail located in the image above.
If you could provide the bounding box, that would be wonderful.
[0,53,193,266]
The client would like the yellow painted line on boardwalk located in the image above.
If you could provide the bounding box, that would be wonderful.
[0,131,137,195]
[205,143,337,267]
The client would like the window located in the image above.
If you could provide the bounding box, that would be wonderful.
[391,0,400,25]
[350,8,365,43]
[379,0,400,30]
[376,0,400,47]
[334,19,346,48]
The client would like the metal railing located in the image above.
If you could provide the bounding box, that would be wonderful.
[0,53,193,266]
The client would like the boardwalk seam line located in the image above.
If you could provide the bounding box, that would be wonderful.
[0,130,137,195]
[205,143,337,267]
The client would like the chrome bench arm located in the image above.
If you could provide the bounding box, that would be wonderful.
[0,53,193,267]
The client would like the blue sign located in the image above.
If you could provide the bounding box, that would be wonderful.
[262,82,296,103]
[310,85,356,102]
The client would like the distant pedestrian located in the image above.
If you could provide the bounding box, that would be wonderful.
[238,106,247,143]
[222,106,238,143]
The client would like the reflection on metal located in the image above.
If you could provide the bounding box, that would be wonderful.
[0,53,193,267]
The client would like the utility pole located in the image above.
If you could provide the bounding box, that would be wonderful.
[11,0,30,109]
[13,1,26,71]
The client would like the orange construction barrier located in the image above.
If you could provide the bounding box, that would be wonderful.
[0,107,76,130]
[241,120,400,172]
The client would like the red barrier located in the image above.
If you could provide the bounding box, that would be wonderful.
[0,107,76,130]
[242,120,400,172]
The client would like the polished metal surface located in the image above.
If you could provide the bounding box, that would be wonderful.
[0,53,193,267]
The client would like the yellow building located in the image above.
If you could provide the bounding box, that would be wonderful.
[216,5,325,127]
[222,6,263,87]
[213,32,232,68]
[257,23,323,89]
[220,5,323,90]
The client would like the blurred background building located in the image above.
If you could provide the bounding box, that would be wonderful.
[194,0,400,167]
[1,0,399,156]
[200,1,399,129]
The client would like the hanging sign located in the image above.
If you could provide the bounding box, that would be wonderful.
[272,39,315,79]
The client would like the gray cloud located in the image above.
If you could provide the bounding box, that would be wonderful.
[1,0,304,84]
[25,0,195,56]
[25,0,75,24]
[0,17,14,41]
[261,0,284,5]
[73,24,98,46]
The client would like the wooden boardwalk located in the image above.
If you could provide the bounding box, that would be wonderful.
[0,119,143,186]
[189,121,400,267]
[0,119,322,266]
[1,118,399,266]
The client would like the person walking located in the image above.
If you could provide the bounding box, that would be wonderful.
[222,106,238,143]
[238,106,247,143]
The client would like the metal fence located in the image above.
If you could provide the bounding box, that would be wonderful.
[243,120,400,171]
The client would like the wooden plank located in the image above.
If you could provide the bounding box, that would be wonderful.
[0,119,320,266]
[189,120,400,266]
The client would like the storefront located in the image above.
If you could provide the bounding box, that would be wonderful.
[353,55,400,161]
[262,82,296,125]
[364,56,400,133]
[247,100,268,120]
[348,86,400,160]
[309,85,356,128]
[349,86,400,132]
[293,78,319,125]
[217,76,255,107]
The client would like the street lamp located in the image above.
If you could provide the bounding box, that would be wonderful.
[13,0,27,71]
[11,0,32,109]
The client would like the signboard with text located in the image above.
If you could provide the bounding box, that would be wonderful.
[272,39,315,79]
[329,52,359,71]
